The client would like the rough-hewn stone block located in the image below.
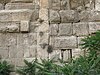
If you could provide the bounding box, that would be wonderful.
[20,21,29,32]
[5,3,36,10]
[59,10,79,23]
[11,0,33,3]
[0,9,33,21]
[50,24,58,36]
[61,0,70,10]
[49,10,60,24]
[49,0,60,10]
[0,21,20,33]
[95,0,100,10]
[59,23,72,36]
[51,36,77,49]
[89,22,100,34]
[73,22,89,36]
[0,3,3,10]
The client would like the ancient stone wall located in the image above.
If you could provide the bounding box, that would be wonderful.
[0,0,100,72]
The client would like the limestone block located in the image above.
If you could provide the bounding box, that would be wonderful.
[5,3,35,10]
[89,10,100,22]
[0,47,9,59]
[61,0,70,10]
[11,0,33,3]
[24,46,37,58]
[49,0,60,10]
[79,10,90,22]
[95,0,100,10]
[0,0,10,4]
[40,0,49,8]
[0,21,20,33]
[39,8,48,21]
[59,10,79,23]
[59,23,72,36]
[50,24,58,36]
[30,22,40,32]
[70,0,94,10]
[0,9,33,21]
[0,3,3,10]
[31,9,39,21]
[20,21,29,32]
[51,36,77,49]
[49,10,60,24]
[9,45,24,58]
[73,22,89,36]
[72,48,84,58]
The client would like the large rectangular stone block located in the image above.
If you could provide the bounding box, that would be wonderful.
[59,10,79,23]
[59,23,72,36]
[50,24,58,36]
[51,36,78,49]
[0,21,20,33]
[89,22,100,34]
[0,9,33,21]
[73,22,89,36]
[5,3,36,10]
[49,10,60,24]
[49,0,60,10]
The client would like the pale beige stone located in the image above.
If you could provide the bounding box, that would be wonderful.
[40,0,49,8]
[20,21,29,32]
[89,22,100,34]
[59,10,79,23]
[59,23,72,36]
[5,3,35,10]
[0,3,3,10]
[50,24,58,36]
[61,0,70,10]
[73,22,89,36]
[95,0,100,10]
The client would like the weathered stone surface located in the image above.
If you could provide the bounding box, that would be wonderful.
[59,23,72,36]
[78,37,85,48]
[20,21,29,32]
[0,9,33,21]
[0,0,10,4]
[49,10,60,24]
[50,24,58,36]
[31,9,39,21]
[40,0,49,8]
[95,0,100,10]
[0,47,9,59]
[5,3,36,10]
[72,48,84,58]
[51,36,77,49]
[11,0,33,3]
[73,22,89,36]
[49,0,60,10]
[70,0,94,10]
[0,3,3,10]
[39,8,48,21]
[0,21,20,33]
[89,22,100,34]
[59,10,79,23]
[61,0,70,10]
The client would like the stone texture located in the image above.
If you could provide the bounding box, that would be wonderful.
[95,0,100,10]
[49,10,60,24]
[40,0,49,8]
[61,0,70,10]
[59,23,72,36]
[50,24,58,36]
[20,21,29,32]
[51,36,78,49]
[5,3,37,10]
[0,9,33,21]
[73,22,89,36]
[59,10,79,23]
[11,0,33,3]
[0,21,20,33]
[89,22,100,34]
[49,0,60,10]
[78,37,85,48]
[0,3,3,10]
